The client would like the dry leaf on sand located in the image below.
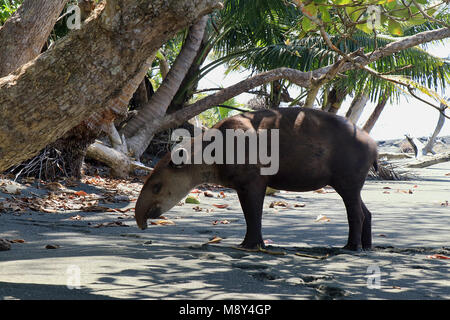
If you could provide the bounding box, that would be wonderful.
[207,236,222,244]
[315,214,330,223]
[150,219,175,226]
[212,204,229,209]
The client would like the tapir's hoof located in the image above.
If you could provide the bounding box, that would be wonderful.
[343,243,363,252]
[233,243,286,255]
[233,245,261,253]
[235,241,265,251]
[238,239,265,250]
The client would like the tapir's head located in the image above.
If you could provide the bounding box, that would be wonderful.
[135,153,195,230]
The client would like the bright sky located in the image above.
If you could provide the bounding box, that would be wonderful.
[198,42,450,141]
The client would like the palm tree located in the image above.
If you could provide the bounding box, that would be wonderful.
[205,1,449,127]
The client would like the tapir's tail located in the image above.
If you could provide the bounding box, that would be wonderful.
[372,160,378,172]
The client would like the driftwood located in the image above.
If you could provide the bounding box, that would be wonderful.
[86,141,152,178]
[406,152,450,168]
[378,152,414,160]
[405,135,428,158]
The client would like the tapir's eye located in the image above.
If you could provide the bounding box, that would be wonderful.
[152,183,162,194]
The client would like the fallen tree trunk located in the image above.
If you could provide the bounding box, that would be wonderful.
[86,141,152,178]
[406,152,450,168]
[378,152,414,160]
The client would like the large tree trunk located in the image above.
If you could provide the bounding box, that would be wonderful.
[49,122,103,178]
[0,0,221,173]
[122,16,209,159]
[26,0,99,180]
[0,0,68,77]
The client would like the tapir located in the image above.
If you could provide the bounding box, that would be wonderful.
[135,108,378,251]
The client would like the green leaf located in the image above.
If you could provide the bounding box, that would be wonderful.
[297,30,307,39]
[385,0,397,10]
[185,196,200,204]
[333,0,352,5]
[319,6,331,23]
[388,19,403,36]
[427,8,437,17]
[346,6,364,22]
[356,22,373,34]
[391,8,410,18]
[302,17,314,32]
[406,17,427,26]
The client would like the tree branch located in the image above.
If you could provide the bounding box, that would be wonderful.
[158,26,450,130]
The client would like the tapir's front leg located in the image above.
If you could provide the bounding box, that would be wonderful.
[342,195,365,251]
[236,181,267,250]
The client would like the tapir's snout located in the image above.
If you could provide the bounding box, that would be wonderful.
[135,195,162,230]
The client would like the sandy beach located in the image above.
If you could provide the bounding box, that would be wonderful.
[0,141,449,300]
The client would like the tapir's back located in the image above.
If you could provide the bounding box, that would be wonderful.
[214,107,378,192]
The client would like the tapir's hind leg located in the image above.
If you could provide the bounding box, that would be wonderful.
[361,201,372,250]
[236,181,267,249]
[333,186,366,251]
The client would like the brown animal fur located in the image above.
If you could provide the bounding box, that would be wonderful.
[135,108,378,251]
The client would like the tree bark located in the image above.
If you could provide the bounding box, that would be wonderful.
[0,0,221,172]
[49,123,102,178]
[78,0,96,21]
[0,0,68,77]
[123,15,209,159]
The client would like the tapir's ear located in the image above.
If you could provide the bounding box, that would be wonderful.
[169,147,189,169]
